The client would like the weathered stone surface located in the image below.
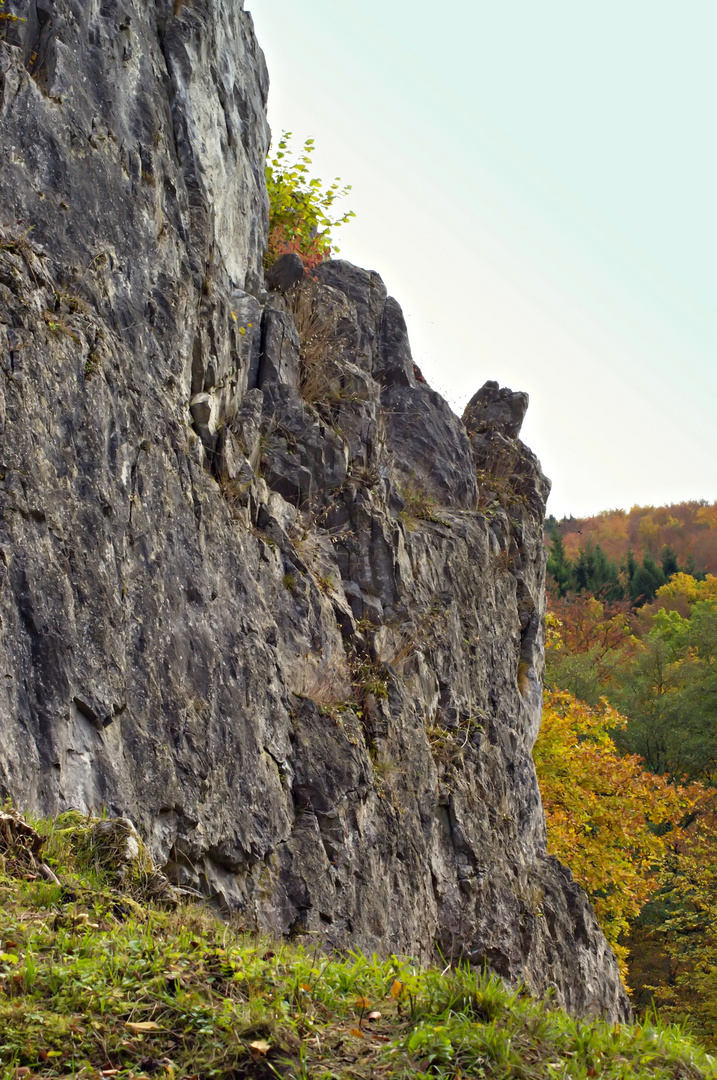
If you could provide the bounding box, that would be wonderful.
[383,383,479,509]
[258,307,300,389]
[464,380,529,440]
[0,0,629,1022]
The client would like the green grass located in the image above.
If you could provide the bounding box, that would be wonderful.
[0,811,715,1080]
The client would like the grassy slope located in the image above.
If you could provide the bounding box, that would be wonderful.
[0,813,715,1080]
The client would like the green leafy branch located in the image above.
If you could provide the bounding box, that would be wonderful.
[265,132,355,270]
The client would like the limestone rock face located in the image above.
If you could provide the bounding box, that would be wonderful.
[0,0,629,1020]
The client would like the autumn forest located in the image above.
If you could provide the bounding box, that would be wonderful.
[537,500,717,1043]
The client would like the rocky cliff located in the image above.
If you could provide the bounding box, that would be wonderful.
[0,0,628,1019]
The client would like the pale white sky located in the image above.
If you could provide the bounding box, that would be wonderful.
[247,0,717,518]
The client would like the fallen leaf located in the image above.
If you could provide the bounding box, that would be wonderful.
[349,1028,364,1039]
[390,980,403,998]
[354,996,372,1009]
[249,1039,271,1055]
[367,1010,382,1021]
[125,1021,162,1033]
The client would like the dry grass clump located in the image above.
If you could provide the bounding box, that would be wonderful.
[290,649,352,708]
[372,625,416,673]
[0,808,47,880]
[289,281,344,404]
[398,477,448,526]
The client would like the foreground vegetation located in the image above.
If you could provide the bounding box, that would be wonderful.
[0,809,714,1079]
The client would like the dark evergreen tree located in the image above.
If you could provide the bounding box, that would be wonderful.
[574,542,623,600]
[630,552,666,605]
[623,548,638,586]
[685,553,707,581]
[547,530,573,597]
[660,545,680,579]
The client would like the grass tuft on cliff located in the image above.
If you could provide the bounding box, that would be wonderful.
[0,811,714,1080]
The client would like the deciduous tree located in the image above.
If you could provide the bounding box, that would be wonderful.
[534,690,690,975]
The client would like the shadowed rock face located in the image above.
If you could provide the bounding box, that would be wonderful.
[266,252,304,294]
[0,0,629,1021]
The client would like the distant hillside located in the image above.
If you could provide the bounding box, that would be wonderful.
[546,501,717,576]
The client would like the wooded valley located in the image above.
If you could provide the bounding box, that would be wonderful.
[539,502,717,1044]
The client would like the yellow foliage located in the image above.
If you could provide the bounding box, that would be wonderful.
[534,690,693,978]
[655,572,717,608]
[544,610,563,651]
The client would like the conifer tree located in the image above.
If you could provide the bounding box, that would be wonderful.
[631,553,666,605]
[660,545,680,579]
[547,530,573,597]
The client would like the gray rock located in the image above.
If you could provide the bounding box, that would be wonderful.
[266,252,304,293]
[383,382,479,509]
[0,0,628,1023]
[258,307,301,389]
[464,380,530,440]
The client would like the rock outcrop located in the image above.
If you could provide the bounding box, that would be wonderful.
[0,0,629,1019]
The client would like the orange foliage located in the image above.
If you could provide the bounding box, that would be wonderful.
[555,501,717,574]
[548,594,634,657]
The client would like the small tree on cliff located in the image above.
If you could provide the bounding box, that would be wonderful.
[265,132,355,270]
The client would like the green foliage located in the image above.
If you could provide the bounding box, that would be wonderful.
[631,552,667,605]
[645,791,717,1049]
[544,594,635,705]
[547,541,671,605]
[607,599,717,782]
[573,541,624,600]
[661,545,680,579]
[544,579,717,1035]
[0,813,715,1079]
[547,502,717,581]
[546,581,717,784]
[265,132,355,269]
[544,503,715,605]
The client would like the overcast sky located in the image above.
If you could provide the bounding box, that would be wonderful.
[246,0,717,518]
